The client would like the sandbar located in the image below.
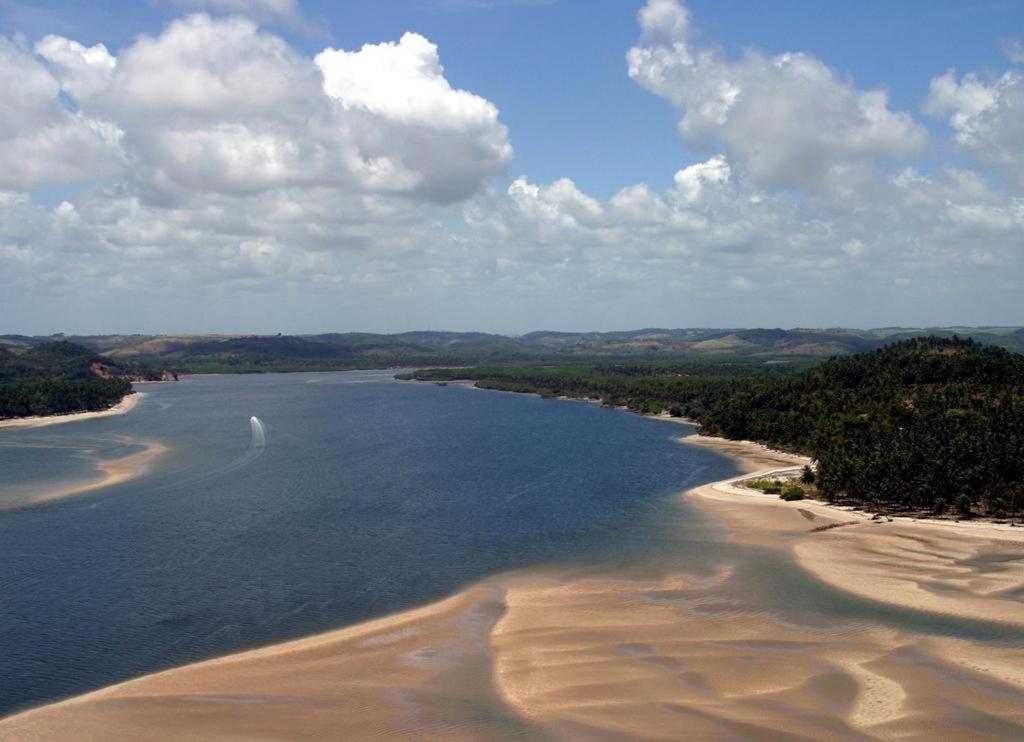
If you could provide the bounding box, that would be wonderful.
[24,439,167,507]
[684,435,1024,628]
[3,430,1024,739]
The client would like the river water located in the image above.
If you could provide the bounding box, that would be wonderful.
[1,370,1021,718]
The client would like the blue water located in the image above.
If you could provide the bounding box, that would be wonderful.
[2,371,1021,718]
[0,371,741,715]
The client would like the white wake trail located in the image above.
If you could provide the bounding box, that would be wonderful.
[210,416,268,477]
[249,416,267,451]
[151,416,270,493]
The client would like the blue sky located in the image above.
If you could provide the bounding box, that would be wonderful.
[5,0,1018,197]
[0,0,1022,333]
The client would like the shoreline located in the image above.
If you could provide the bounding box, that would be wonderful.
[432,377,1020,531]
[0,392,142,431]
[0,437,167,511]
[682,435,1024,629]
[684,433,1024,537]
[3,411,1024,737]
[32,439,167,507]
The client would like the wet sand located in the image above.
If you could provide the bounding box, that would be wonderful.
[28,439,167,506]
[0,586,526,741]
[0,393,141,431]
[3,433,1024,739]
[491,574,1024,738]
[685,436,1024,628]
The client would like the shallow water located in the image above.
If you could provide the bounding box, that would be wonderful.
[0,371,1021,720]
[0,371,741,715]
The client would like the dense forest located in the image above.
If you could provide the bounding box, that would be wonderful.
[0,342,166,419]
[404,338,1024,519]
[4,326,1023,373]
[6,333,1023,518]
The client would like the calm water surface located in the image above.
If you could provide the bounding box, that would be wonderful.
[0,371,739,715]
[1,371,1021,717]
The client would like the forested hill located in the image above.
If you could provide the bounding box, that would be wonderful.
[405,337,1024,518]
[2,326,1022,373]
[702,337,1023,516]
[0,342,171,419]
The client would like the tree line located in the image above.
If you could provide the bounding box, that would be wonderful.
[0,341,152,419]
[405,337,1024,518]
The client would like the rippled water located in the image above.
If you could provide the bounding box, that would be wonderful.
[2,371,1021,719]
[0,371,741,715]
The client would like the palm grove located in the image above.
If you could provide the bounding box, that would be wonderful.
[406,337,1024,520]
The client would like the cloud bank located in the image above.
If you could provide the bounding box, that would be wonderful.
[0,0,1021,333]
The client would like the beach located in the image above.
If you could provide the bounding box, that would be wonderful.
[0,393,142,431]
[0,585,523,740]
[27,439,167,507]
[3,425,1022,738]
[684,435,1024,628]
[0,391,164,509]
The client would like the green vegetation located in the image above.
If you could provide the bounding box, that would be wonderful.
[801,465,816,484]
[781,485,806,501]
[401,359,807,420]
[406,337,1024,519]
[0,342,166,419]
[4,326,1023,374]
[745,478,809,501]
[746,479,786,495]
[4,330,1022,518]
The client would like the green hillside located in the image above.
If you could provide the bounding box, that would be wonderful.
[0,342,168,419]
[4,326,1022,373]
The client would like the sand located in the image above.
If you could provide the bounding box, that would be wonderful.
[0,393,141,431]
[490,572,1024,739]
[26,439,167,506]
[0,390,163,509]
[0,586,527,741]
[3,430,1023,739]
[684,435,1024,628]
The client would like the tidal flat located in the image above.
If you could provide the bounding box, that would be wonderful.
[1,372,1022,739]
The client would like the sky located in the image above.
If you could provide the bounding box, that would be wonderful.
[0,0,1022,335]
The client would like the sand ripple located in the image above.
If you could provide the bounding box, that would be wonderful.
[3,434,1024,739]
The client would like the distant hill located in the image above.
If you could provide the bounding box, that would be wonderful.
[2,327,1022,373]
[0,342,172,420]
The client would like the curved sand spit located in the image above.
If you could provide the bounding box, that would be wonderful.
[29,439,167,506]
[2,434,1023,739]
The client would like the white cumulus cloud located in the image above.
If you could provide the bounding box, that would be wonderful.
[0,3,1022,333]
[0,37,123,191]
[35,35,117,98]
[31,15,512,204]
[627,0,927,192]
[926,67,1024,191]
[316,32,512,202]
[165,0,323,34]
[674,155,730,203]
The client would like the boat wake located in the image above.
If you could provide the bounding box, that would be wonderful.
[225,416,267,473]
[249,416,267,450]
[160,416,269,491]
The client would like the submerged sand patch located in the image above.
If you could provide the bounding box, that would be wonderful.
[0,434,166,511]
[685,435,1024,629]
[3,431,1023,739]
[490,573,1024,739]
[10,438,167,508]
[9,565,1022,740]
[0,586,527,741]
